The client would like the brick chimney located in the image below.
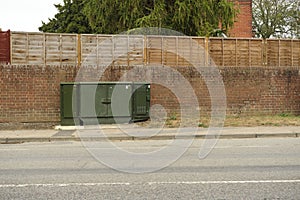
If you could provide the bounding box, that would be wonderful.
[229,0,253,37]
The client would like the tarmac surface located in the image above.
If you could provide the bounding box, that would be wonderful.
[0,125,299,144]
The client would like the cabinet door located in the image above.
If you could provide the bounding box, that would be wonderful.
[60,84,77,125]
[132,84,150,117]
[95,84,108,117]
[61,84,74,118]
[108,84,132,117]
[79,84,101,118]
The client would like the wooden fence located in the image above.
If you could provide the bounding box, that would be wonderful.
[8,32,300,67]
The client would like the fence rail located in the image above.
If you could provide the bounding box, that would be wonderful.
[1,31,299,67]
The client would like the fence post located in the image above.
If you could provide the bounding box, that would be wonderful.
[96,35,99,66]
[248,39,251,67]
[263,39,267,66]
[235,39,238,67]
[278,39,280,67]
[291,40,293,67]
[43,33,46,66]
[205,37,209,66]
[25,33,29,65]
[176,36,178,67]
[222,38,224,67]
[143,35,147,65]
[59,34,62,66]
[77,34,81,66]
[161,37,163,66]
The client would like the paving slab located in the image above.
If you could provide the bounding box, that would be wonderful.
[0,126,299,144]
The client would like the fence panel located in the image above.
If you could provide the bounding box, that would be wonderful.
[11,32,27,64]
[81,34,98,65]
[209,38,223,66]
[236,39,250,67]
[28,33,44,64]
[127,36,144,66]
[249,39,264,67]
[11,32,77,65]
[208,38,265,67]
[44,33,77,65]
[266,39,280,67]
[223,39,237,66]
[146,36,162,65]
[190,37,206,66]
[177,37,192,66]
[60,34,78,65]
[162,36,177,66]
[81,35,144,66]
[45,34,61,65]
[266,39,300,67]
[292,40,300,67]
[280,40,292,66]
[145,36,206,67]
[113,35,144,66]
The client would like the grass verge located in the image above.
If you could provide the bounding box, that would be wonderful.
[137,114,300,128]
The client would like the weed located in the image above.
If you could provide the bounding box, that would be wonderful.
[169,113,177,121]
[279,113,292,117]
[198,122,208,128]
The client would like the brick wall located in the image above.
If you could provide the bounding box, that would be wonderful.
[222,67,300,115]
[0,65,299,129]
[0,65,78,128]
[230,0,253,37]
[0,65,300,128]
[108,65,300,116]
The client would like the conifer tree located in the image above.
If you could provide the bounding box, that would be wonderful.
[39,0,92,33]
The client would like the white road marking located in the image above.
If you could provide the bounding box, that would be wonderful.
[0,182,130,188]
[0,180,299,188]
[213,145,271,149]
[148,180,300,185]
[0,149,29,151]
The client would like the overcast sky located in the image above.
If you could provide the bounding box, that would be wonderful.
[0,0,62,32]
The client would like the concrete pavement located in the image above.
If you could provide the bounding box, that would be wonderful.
[0,125,299,144]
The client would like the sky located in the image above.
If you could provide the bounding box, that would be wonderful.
[0,0,62,32]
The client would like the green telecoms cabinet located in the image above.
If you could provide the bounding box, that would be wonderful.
[60,82,150,126]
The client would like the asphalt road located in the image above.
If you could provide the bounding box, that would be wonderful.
[0,138,299,199]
